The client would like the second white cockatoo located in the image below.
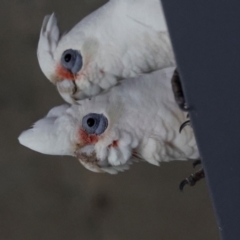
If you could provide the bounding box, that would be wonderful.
[37,0,175,104]
[19,67,198,174]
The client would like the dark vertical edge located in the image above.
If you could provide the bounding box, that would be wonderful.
[161,1,240,239]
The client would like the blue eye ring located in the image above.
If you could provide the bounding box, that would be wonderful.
[82,113,108,135]
[61,49,83,74]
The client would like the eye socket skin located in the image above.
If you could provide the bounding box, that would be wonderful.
[61,49,83,74]
[82,113,108,135]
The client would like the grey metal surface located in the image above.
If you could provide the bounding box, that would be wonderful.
[0,0,218,239]
[161,1,240,239]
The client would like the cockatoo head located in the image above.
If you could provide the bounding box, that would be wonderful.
[19,66,197,173]
[37,1,173,104]
[37,13,119,104]
[18,101,136,174]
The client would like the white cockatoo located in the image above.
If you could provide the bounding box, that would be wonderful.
[37,0,175,104]
[19,68,198,174]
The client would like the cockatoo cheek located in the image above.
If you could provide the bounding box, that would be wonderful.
[79,128,99,145]
[56,64,75,80]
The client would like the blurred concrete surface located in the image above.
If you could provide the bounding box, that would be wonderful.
[0,0,219,239]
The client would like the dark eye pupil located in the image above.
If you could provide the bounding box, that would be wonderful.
[87,118,95,127]
[64,54,72,62]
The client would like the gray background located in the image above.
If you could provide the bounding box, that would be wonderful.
[0,0,219,239]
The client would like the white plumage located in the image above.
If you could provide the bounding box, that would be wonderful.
[37,0,175,104]
[19,68,198,174]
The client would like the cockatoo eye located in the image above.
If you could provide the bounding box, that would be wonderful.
[61,49,83,74]
[82,113,108,135]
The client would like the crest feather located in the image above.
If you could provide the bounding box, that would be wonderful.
[37,13,60,82]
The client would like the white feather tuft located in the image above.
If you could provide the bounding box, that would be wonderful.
[18,105,76,156]
[37,13,60,82]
